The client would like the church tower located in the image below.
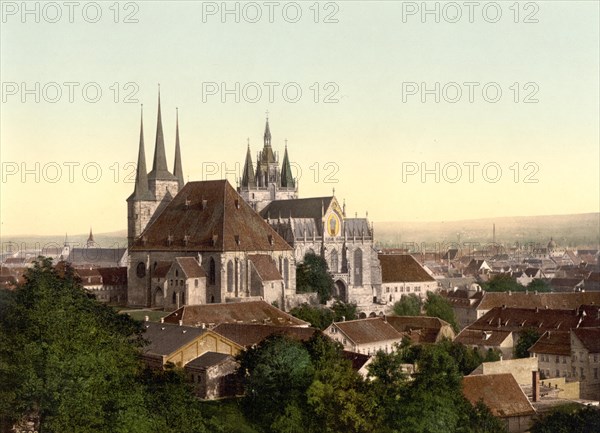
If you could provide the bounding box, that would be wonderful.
[239,117,298,211]
[127,92,184,248]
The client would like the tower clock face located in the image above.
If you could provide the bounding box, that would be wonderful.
[327,213,340,237]
[136,262,146,278]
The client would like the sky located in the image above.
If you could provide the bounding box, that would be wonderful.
[1,1,599,237]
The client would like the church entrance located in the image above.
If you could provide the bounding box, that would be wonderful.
[153,288,164,308]
[332,279,347,303]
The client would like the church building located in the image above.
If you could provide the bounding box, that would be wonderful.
[126,95,298,309]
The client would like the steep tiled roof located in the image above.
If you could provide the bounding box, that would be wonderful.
[96,267,127,285]
[212,323,317,347]
[176,257,206,278]
[477,292,600,311]
[261,197,333,220]
[378,254,435,283]
[463,373,536,417]
[455,329,512,346]
[131,180,291,252]
[152,261,172,279]
[248,254,282,282]
[344,218,371,237]
[528,331,571,356]
[467,305,600,333]
[141,322,206,356]
[163,300,309,327]
[333,317,403,345]
[572,328,600,353]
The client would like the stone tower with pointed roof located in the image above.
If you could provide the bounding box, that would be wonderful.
[127,92,184,248]
[238,118,298,212]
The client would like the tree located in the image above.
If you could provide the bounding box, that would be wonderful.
[423,292,460,332]
[239,335,314,431]
[331,300,358,322]
[296,253,334,304]
[289,303,334,330]
[464,399,508,433]
[530,404,600,433]
[514,329,541,359]
[527,278,552,292]
[392,294,422,316]
[481,274,525,292]
[0,258,152,433]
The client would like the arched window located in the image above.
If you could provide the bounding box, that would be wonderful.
[283,258,290,289]
[330,249,338,273]
[353,249,363,286]
[172,292,177,305]
[209,257,216,285]
[227,260,234,292]
[181,291,185,305]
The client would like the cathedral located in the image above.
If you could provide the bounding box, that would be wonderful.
[126,93,382,310]
[238,121,381,307]
[126,95,298,309]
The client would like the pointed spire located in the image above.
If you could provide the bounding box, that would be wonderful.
[129,105,154,201]
[241,140,256,187]
[148,85,176,181]
[87,227,96,247]
[280,140,295,188]
[173,107,184,189]
[264,111,271,147]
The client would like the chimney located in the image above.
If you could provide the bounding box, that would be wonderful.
[160,317,164,323]
[532,370,540,402]
[144,315,149,322]
[178,320,183,326]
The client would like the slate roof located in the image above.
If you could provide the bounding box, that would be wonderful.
[176,257,206,278]
[344,218,372,237]
[378,254,435,283]
[67,248,126,267]
[528,331,571,356]
[260,197,334,219]
[248,254,282,281]
[211,323,318,347]
[477,292,600,311]
[463,373,536,418]
[131,180,291,252]
[572,328,600,353]
[185,352,233,369]
[333,317,403,345]
[141,322,206,356]
[163,300,309,327]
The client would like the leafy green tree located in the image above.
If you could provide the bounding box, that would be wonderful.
[481,274,525,292]
[392,294,422,316]
[514,329,541,358]
[464,399,508,433]
[331,300,358,322]
[424,292,460,332]
[0,258,152,433]
[296,253,334,303]
[530,404,600,433]
[289,303,334,330]
[238,335,314,431]
[527,278,552,292]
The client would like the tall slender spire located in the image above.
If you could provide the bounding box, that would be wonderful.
[263,116,272,147]
[260,116,276,163]
[87,227,96,247]
[148,86,175,180]
[241,140,256,187]
[280,140,295,188]
[129,105,153,201]
[173,107,184,189]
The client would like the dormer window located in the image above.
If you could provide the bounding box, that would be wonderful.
[167,234,173,246]
[268,235,274,246]
[202,199,208,210]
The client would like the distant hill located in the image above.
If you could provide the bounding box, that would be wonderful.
[374,213,600,249]
[1,230,128,252]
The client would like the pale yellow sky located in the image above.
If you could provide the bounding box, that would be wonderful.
[1,1,598,236]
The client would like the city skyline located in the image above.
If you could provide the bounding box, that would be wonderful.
[1,1,599,236]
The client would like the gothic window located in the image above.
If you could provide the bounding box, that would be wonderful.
[284,258,290,289]
[181,291,185,305]
[227,260,234,292]
[353,249,363,286]
[172,292,177,305]
[209,258,216,285]
[330,249,338,273]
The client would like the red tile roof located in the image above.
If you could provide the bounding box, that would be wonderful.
[211,323,317,347]
[378,254,435,283]
[572,328,600,353]
[477,292,600,311]
[248,254,282,282]
[463,373,536,417]
[163,300,309,327]
[528,331,571,356]
[131,180,291,252]
[333,317,403,345]
[455,329,512,346]
[176,257,206,279]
